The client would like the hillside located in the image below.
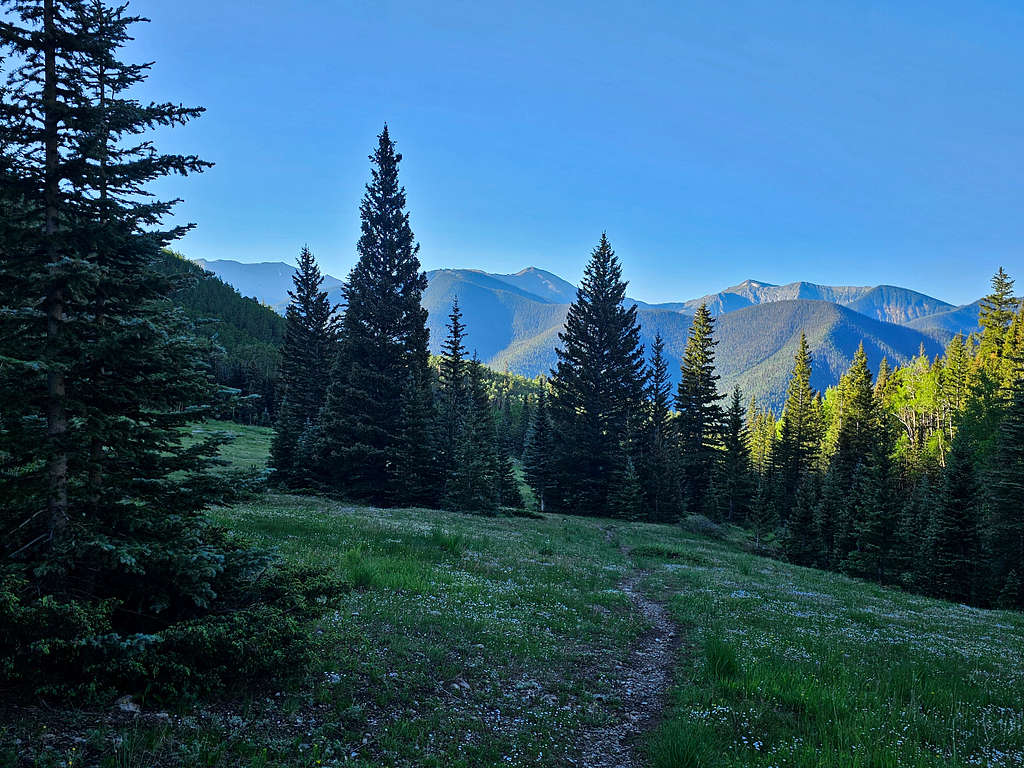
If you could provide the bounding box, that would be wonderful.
[196,258,975,405]
[194,258,344,312]
[158,252,286,421]
[15,423,1022,767]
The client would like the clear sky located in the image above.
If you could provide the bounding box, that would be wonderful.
[128,0,1024,305]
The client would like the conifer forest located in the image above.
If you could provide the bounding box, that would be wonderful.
[2,2,1023,767]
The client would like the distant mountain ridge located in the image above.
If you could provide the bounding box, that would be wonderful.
[194,258,982,408]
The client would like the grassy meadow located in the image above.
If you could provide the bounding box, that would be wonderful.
[10,421,1023,767]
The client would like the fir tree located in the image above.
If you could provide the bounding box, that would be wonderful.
[745,396,776,476]
[718,386,754,523]
[523,388,555,512]
[549,234,645,514]
[978,267,1017,362]
[842,447,895,583]
[271,246,337,486]
[497,450,523,509]
[984,365,1024,607]
[772,333,822,519]
[813,466,845,569]
[607,452,643,521]
[437,297,469,490]
[641,333,678,522]
[0,0,275,691]
[445,357,499,513]
[928,436,981,603]
[783,473,821,566]
[832,343,878,473]
[317,126,433,504]
[676,303,725,517]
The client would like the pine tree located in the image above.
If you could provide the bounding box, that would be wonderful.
[0,0,275,690]
[676,303,725,517]
[497,450,523,509]
[772,333,822,519]
[927,436,981,603]
[813,465,845,568]
[523,388,555,512]
[607,452,643,521]
[842,446,895,583]
[978,267,1017,362]
[445,357,499,513]
[718,386,754,524]
[549,234,645,514]
[782,473,821,566]
[317,126,434,504]
[745,396,776,476]
[271,246,337,486]
[832,343,878,473]
[984,365,1024,607]
[640,333,678,522]
[437,297,469,490]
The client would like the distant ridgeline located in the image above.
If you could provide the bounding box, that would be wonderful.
[156,251,285,424]
[198,259,984,411]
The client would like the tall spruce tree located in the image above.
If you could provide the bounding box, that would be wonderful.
[927,436,981,603]
[641,333,678,522]
[978,267,1017,363]
[523,388,555,512]
[270,246,337,485]
[0,0,277,692]
[317,126,434,504]
[718,386,754,523]
[676,303,725,517]
[437,297,469,491]
[772,333,822,519]
[445,356,499,513]
[984,357,1024,608]
[549,234,645,514]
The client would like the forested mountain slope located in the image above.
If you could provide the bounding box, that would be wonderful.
[159,252,285,421]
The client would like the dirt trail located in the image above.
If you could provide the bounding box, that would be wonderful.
[572,538,680,768]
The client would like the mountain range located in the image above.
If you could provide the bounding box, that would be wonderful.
[194,258,983,410]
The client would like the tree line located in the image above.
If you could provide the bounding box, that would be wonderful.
[273,127,1024,612]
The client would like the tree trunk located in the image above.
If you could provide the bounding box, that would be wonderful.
[44,0,68,543]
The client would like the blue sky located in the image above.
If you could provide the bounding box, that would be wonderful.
[130,0,1023,305]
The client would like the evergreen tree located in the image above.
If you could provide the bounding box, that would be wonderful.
[676,303,725,517]
[445,357,499,513]
[718,386,754,523]
[437,297,469,490]
[549,234,645,514]
[772,334,822,519]
[928,436,981,603]
[317,126,433,504]
[832,343,878,473]
[523,388,555,512]
[607,452,643,521]
[745,396,776,475]
[640,333,678,522]
[0,0,275,692]
[842,446,895,583]
[783,473,821,566]
[978,267,1017,362]
[497,450,523,509]
[813,466,845,568]
[271,246,337,485]
[984,365,1024,607]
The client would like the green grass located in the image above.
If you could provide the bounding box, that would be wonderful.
[629,528,1024,768]
[182,419,274,471]
[14,423,1024,767]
